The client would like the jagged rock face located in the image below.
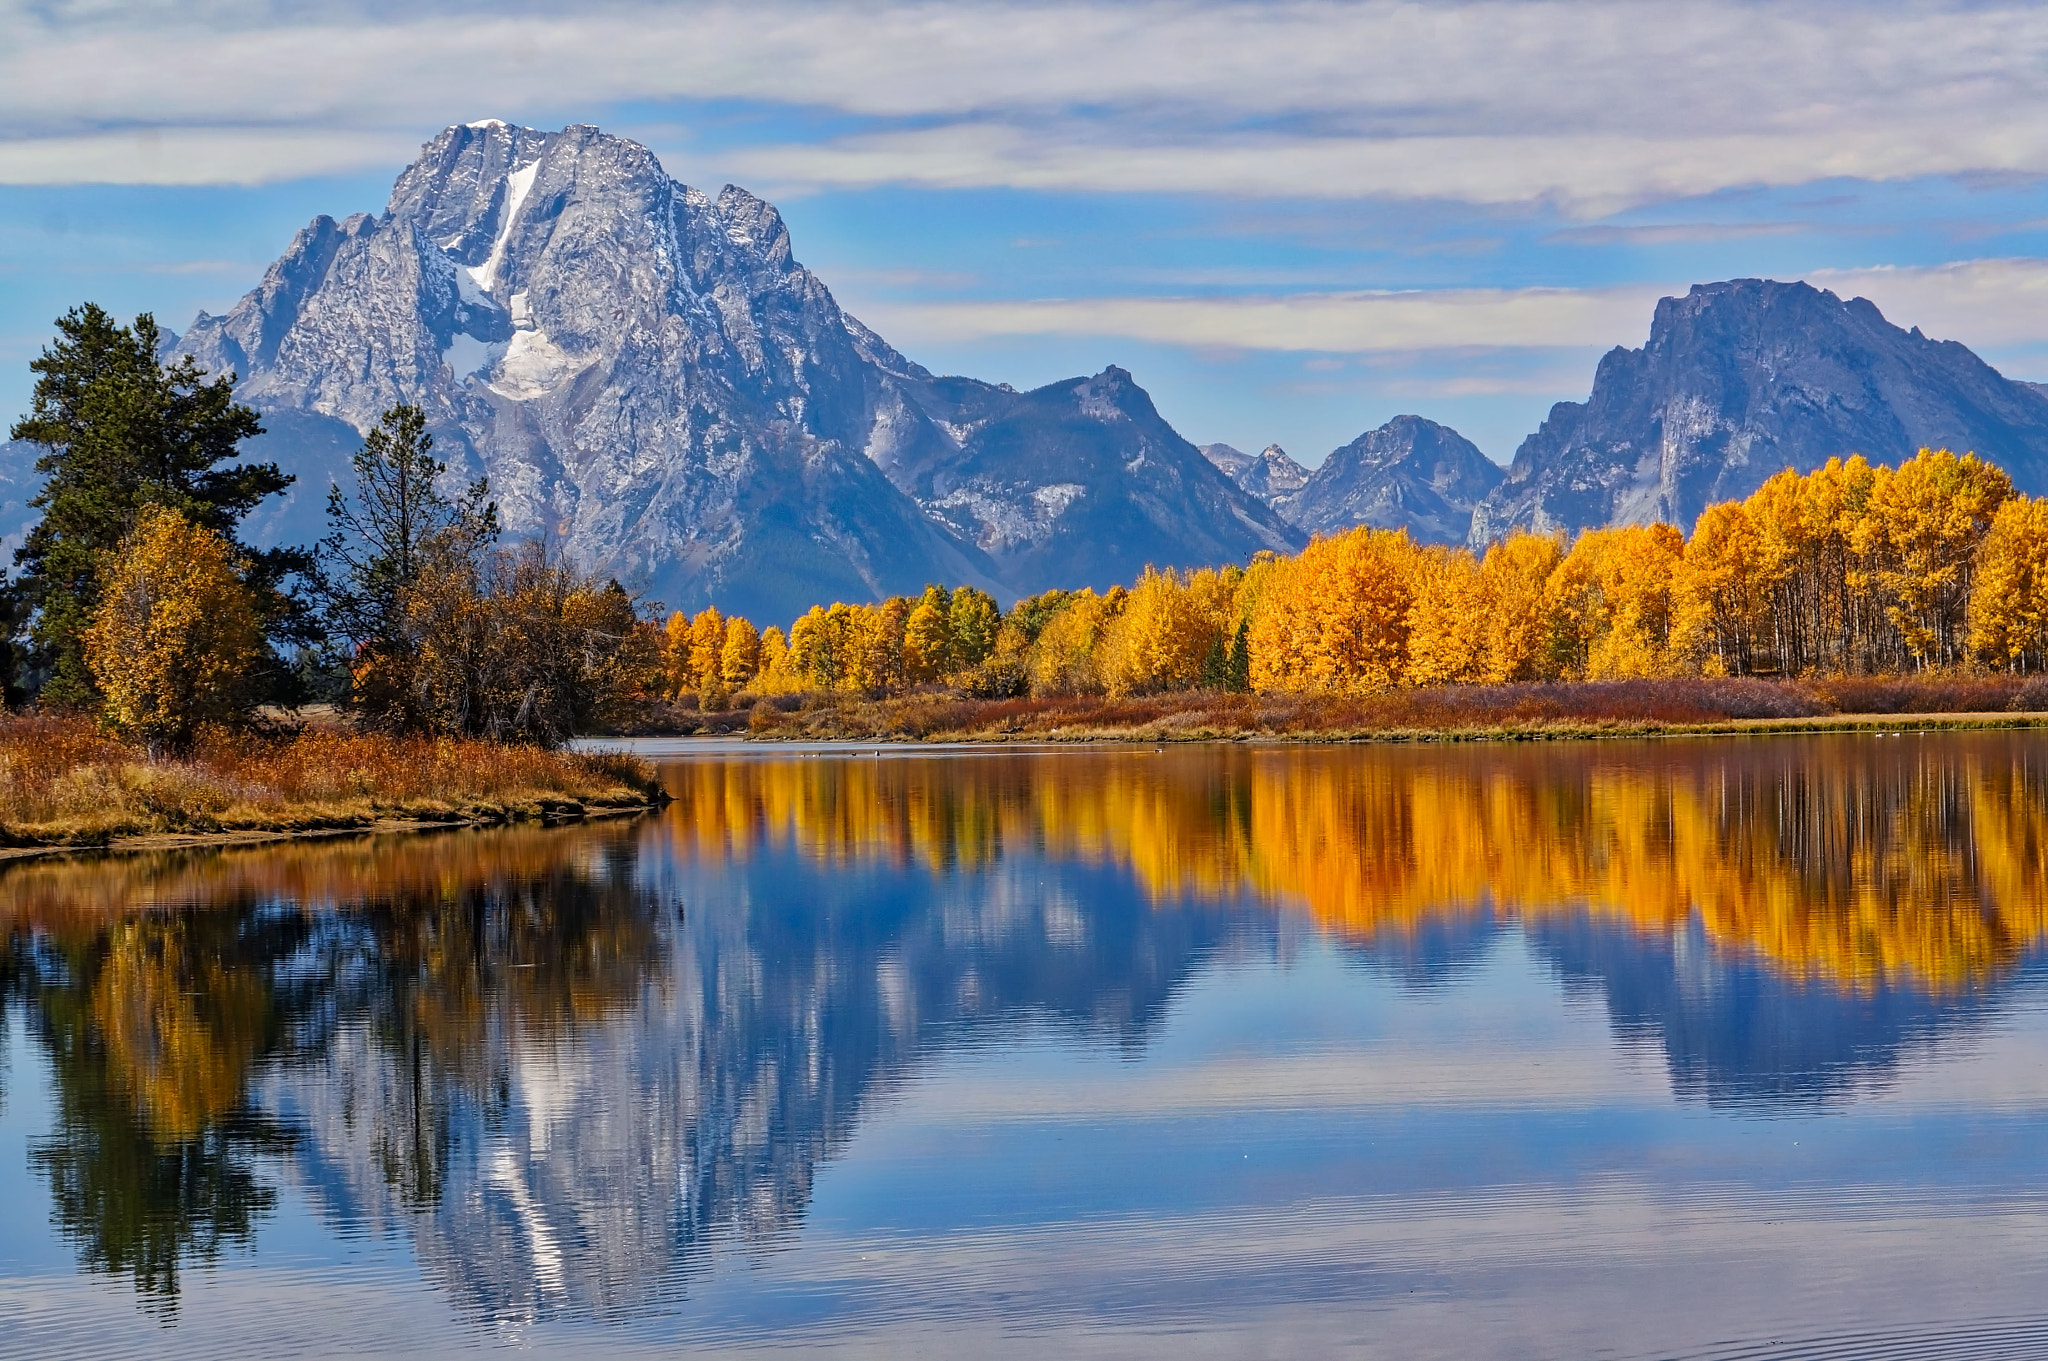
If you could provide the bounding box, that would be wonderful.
[167,120,1000,624]
[1201,442,1309,504]
[1280,416,1501,544]
[1471,279,2048,544]
[888,367,1303,591]
[1240,444,1311,501]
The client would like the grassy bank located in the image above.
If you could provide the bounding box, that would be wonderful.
[715,674,2048,743]
[0,714,665,851]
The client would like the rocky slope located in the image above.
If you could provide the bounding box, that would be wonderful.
[885,368,1302,590]
[1200,442,1310,503]
[1471,279,2048,543]
[160,120,1014,624]
[1281,416,1502,544]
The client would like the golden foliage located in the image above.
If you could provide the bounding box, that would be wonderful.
[83,506,261,749]
[1970,495,2048,670]
[1250,527,1417,694]
[1476,530,1565,682]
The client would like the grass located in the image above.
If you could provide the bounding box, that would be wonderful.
[715,674,2048,743]
[0,714,665,849]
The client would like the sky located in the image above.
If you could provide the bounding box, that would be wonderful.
[12,1,2048,465]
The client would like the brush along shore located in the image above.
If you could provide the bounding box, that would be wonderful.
[0,715,667,856]
[630,674,2048,743]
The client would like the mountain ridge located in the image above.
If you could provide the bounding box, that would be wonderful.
[1470,278,2048,543]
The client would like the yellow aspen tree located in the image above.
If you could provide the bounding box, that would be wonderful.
[756,625,794,693]
[1476,530,1565,682]
[1545,523,1683,679]
[1970,494,2048,670]
[948,587,1001,669]
[1404,545,1489,686]
[1250,528,1416,694]
[661,611,693,698]
[1026,590,1114,696]
[687,607,726,690]
[1672,500,1765,674]
[1860,448,2013,666]
[904,590,953,681]
[83,505,262,754]
[1096,568,1219,696]
[721,616,763,688]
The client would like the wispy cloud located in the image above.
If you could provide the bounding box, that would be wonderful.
[857,258,2048,361]
[859,284,1670,355]
[7,0,2048,210]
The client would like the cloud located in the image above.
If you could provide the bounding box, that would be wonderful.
[847,258,2048,363]
[0,126,414,185]
[1816,257,2048,348]
[3,1,2048,208]
[857,284,1669,354]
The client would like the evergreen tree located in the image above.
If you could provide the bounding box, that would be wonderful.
[316,404,497,729]
[1225,620,1252,693]
[8,304,307,705]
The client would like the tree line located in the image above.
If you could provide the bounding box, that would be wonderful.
[662,445,2048,706]
[12,305,2048,747]
[1,306,648,751]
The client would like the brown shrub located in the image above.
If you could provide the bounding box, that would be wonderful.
[0,713,662,846]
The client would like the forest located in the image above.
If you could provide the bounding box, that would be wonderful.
[660,445,2048,713]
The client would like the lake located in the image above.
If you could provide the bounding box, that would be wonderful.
[7,733,2048,1358]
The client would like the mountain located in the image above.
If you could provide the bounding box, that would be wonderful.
[156,120,1020,624]
[1471,278,2048,544]
[1279,416,1502,545]
[0,121,1297,624]
[879,368,1300,591]
[1200,442,1309,502]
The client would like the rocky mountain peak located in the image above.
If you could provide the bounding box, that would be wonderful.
[92,120,1297,620]
[1280,415,1501,544]
[1471,277,2048,543]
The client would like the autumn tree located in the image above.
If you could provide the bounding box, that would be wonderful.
[1250,527,1416,694]
[82,506,262,754]
[1476,530,1565,682]
[1404,546,1488,687]
[904,585,953,681]
[721,616,763,688]
[1857,448,2012,667]
[11,304,305,705]
[1028,589,1121,696]
[317,404,498,730]
[1672,501,1767,674]
[1096,568,1224,696]
[1545,523,1684,679]
[1970,494,2048,671]
[948,586,1002,670]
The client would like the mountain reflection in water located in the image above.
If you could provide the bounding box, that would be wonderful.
[5,733,2048,1355]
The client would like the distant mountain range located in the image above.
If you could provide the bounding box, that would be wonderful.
[8,122,2048,616]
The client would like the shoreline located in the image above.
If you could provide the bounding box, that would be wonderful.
[0,799,667,865]
[593,708,2048,749]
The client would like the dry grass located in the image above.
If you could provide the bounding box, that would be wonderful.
[716,674,2048,743]
[0,714,663,848]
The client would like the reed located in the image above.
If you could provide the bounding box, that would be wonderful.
[0,714,662,847]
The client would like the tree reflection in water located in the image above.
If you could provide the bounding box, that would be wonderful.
[4,733,2048,1321]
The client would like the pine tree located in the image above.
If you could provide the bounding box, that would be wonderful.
[316,404,498,729]
[9,304,304,705]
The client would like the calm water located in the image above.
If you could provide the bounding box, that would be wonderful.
[7,734,2048,1357]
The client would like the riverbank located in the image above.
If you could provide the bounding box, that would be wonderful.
[676,674,2048,743]
[0,714,667,857]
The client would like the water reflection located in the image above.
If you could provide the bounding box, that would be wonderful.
[2,733,2046,1340]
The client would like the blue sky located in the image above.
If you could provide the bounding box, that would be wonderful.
[11,1,2048,464]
